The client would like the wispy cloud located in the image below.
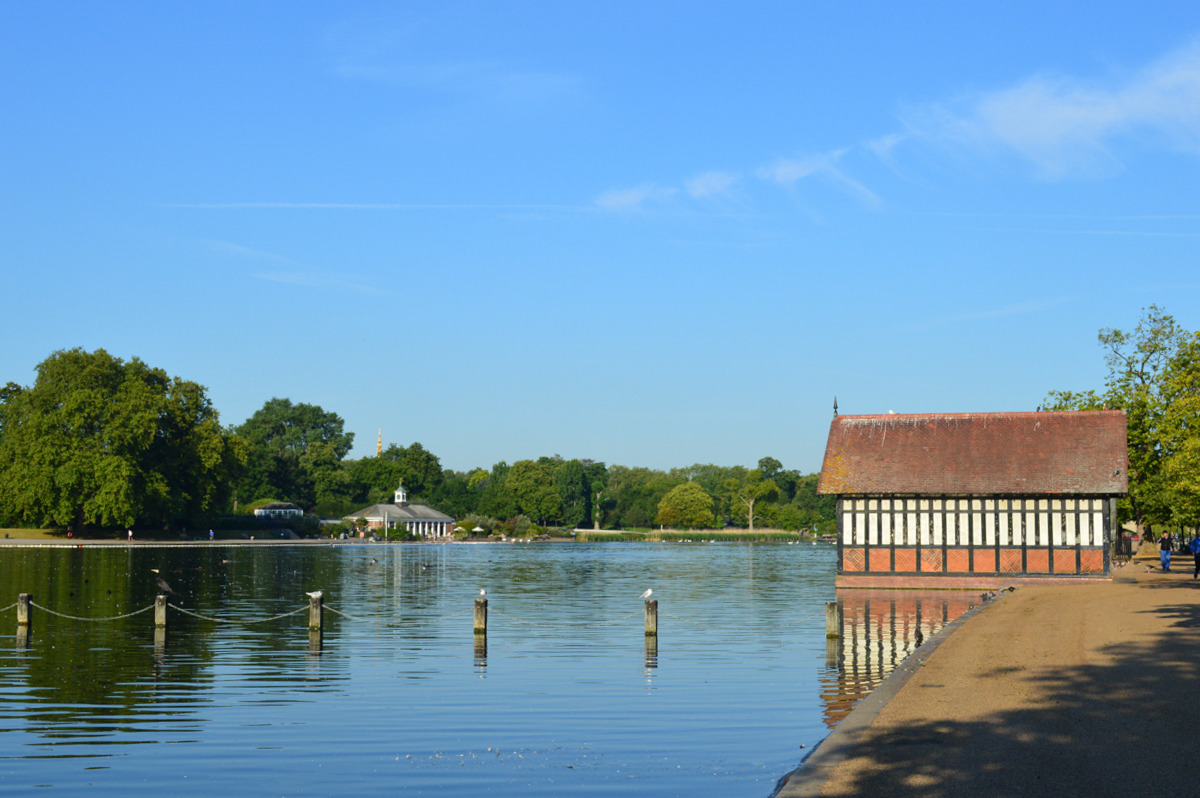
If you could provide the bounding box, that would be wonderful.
[255,272,379,293]
[166,202,580,211]
[205,239,299,265]
[901,39,1200,179]
[757,149,881,208]
[201,240,378,294]
[594,183,677,211]
[336,60,579,104]
[891,298,1071,332]
[685,171,740,198]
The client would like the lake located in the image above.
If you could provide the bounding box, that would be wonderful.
[0,542,967,796]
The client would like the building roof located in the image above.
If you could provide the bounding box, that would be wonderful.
[258,502,302,511]
[817,411,1128,496]
[343,503,454,522]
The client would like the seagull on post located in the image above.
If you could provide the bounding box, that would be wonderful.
[306,590,323,600]
[479,589,487,597]
[639,589,653,600]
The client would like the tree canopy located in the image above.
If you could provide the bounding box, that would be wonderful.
[1046,305,1200,535]
[0,348,246,533]
[656,482,716,529]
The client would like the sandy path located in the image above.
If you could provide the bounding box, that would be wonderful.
[813,562,1200,797]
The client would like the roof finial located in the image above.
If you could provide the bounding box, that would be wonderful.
[376,429,382,458]
[833,396,838,418]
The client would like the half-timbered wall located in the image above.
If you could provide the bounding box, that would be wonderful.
[837,496,1110,576]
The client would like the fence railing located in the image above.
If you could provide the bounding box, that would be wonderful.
[1,592,836,639]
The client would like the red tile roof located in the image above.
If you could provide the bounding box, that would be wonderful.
[817,411,1128,496]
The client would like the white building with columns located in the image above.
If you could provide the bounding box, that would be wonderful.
[343,483,456,538]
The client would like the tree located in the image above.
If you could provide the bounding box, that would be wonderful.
[235,398,354,509]
[1045,306,1200,539]
[506,460,561,524]
[555,459,588,529]
[724,468,779,531]
[586,461,608,530]
[0,348,246,533]
[656,482,715,529]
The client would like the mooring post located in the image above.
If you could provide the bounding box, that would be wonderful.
[644,635,658,669]
[644,599,658,637]
[154,595,168,628]
[17,593,31,627]
[308,591,324,630]
[474,598,487,635]
[825,601,841,638]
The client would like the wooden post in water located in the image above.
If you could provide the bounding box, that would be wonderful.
[154,595,168,628]
[825,601,841,638]
[308,591,324,630]
[474,598,487,635]
[644,599,658,637]
[16,594,31,628]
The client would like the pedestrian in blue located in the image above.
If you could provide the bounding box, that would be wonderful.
[1159,531,1173,572]
[209,529,214,541]
[1190,533,1200,579]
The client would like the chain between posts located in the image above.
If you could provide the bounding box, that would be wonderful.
[324,604,472,627]
[488,608,644,629]
[0,603,16,614]
[659,607,827,632]
[168,604,310,625]
[29,602,156,622]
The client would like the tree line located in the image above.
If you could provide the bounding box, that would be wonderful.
[0,348,833,534]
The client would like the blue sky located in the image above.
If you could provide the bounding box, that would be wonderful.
[3,2,1200,474]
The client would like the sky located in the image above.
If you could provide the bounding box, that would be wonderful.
[3,1,1200,474]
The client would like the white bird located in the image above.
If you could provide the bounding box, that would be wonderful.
[306,590,323,599]
[479,589,486,597]
[639,589,653,599]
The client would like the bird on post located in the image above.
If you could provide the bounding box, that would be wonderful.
[306,590,323,600]
[150,569,180,597]
[639,589,652,600]
[479,589,486,597]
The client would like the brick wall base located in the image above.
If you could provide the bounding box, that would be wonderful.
[836,573,1112,590]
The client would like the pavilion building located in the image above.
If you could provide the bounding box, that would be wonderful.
[817,410,1128,588]
[343,484,456,538]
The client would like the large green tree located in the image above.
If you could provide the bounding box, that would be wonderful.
[506,460,561,524]
[724,467,779,531]
[235,397,354,509]
[656,482,716,529]
[0,348,246,533]
[1045,306,1200,538]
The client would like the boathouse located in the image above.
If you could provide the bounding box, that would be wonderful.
[817,410,1128,588]
[343,483,456,538]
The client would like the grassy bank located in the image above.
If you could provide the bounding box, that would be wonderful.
[573,528,810,542]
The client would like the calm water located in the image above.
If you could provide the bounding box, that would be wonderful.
[0,542,966,796]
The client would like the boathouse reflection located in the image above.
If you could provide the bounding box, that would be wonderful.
[819,590,974,727]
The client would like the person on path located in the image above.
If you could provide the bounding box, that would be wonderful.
[1190,533,1200,579]
[127,529,133,543]
[209,529,214,541]
[1159,531,1173,572]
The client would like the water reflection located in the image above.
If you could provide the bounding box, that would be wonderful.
[0,542,840,798]
[820,590,974,727]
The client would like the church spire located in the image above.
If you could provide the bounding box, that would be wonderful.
[376,429,382,457]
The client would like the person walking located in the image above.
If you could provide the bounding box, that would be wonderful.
[1159,531,1173,572]
[1190,532,1200,579]
[127,529,133,543]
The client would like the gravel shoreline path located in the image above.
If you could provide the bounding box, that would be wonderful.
[779,560,1200,797]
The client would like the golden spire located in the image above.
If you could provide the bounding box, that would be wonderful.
[376,429,382,457]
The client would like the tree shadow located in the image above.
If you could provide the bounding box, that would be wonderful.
[821,599,1200,797]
